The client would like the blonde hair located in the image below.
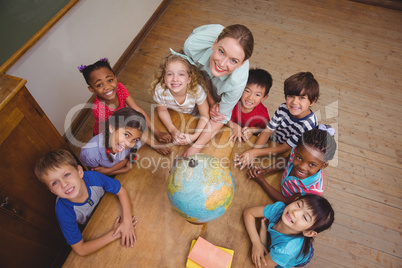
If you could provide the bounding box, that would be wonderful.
[150,51,207,99]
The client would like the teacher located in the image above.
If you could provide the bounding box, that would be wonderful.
[183,24,254,157]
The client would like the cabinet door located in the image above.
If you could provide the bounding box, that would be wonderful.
[0,88,70,267]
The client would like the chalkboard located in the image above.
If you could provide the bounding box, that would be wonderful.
[0,0,78,71]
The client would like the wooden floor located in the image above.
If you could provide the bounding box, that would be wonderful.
[69,0,402,267]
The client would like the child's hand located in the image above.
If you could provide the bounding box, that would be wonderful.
[171,129,187,145]
[113,215,138,249]
[152,141,172,155]
[229,124,244,143]
[155,131,172,143]
[234,149,258,170]
[92,166,108,174]
[241,127,253,141]
[252,241,268,268]
[111,216,123,239]
[248,166,268,181]
[210,103,226,122]
[178,133,197,145]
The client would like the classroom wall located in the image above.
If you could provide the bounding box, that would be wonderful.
[6,0,162,135]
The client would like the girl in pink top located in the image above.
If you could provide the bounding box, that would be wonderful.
[78,58,172,155]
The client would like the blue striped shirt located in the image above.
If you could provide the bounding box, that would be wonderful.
[267,103,317,147]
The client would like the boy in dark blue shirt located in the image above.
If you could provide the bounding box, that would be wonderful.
[35,150,137,256]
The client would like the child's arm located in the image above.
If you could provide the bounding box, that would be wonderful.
[114,186,137,248]
[125,96,172,143]
[259,217,268,248]
[249,168,300,204]
[235,129,293,170]
[141,132,172,155]
[70,215,137,256]
[92,158,131,175]
[206,91,226,122]
[234,127,273,168]
[184,99,210,144]
[156,105,186,144]
[243,206,270,268]
[241,126,264,140]
[183,120,224,157]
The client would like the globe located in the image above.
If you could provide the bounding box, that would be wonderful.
[167,154,235,223]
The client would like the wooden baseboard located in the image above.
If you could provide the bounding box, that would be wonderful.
[349,0,402,11]
[64,0,172,143]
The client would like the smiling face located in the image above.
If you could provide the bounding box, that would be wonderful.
[240,83,268,113]
[42,165,87,203]
[164,61,191,95]
[285,90,315,119]
[281,199,317,235]
[289,145,328,180]
[209,37,246,77]
[109,126,142,154]
[87,67,118,104]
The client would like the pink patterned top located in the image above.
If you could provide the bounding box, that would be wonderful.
[92,82,129,135]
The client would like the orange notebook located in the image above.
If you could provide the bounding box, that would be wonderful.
[186,237,234,268]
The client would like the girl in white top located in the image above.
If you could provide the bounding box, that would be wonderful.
[151,49,209,145]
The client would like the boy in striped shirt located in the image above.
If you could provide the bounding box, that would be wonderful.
[235,72,319,169]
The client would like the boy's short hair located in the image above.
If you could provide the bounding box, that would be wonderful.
[35,150,78,182]
[284,72,319,103]
[247,68,273,96]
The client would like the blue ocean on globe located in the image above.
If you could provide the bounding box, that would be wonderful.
[167,154,234,223]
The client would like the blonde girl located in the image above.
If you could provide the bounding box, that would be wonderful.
[151,49,209,145]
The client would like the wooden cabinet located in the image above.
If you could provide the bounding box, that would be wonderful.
[0,74,70,267]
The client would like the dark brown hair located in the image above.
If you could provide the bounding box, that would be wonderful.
[80,58,114,85]
[284,72,319,103]
[104,108,146,162]
[295,194,335,258]
[216,24,254,61]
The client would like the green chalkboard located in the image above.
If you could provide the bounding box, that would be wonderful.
[0,0,74,68]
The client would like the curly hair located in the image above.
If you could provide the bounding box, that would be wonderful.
[80,58,114,85]
[150,51,207,99]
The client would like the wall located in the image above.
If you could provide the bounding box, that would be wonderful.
[6,0,162,135]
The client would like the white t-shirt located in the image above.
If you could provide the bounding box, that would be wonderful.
[153,83,207,115]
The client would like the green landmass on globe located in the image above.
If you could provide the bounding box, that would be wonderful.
[167,154,235,223]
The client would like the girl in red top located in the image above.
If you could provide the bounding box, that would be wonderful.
[78,58,171,155]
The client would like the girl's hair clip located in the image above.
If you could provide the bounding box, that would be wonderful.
[169,48,197,66]
[100,58,107,62]
[318,124,335,136]
[78,65,87,72]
